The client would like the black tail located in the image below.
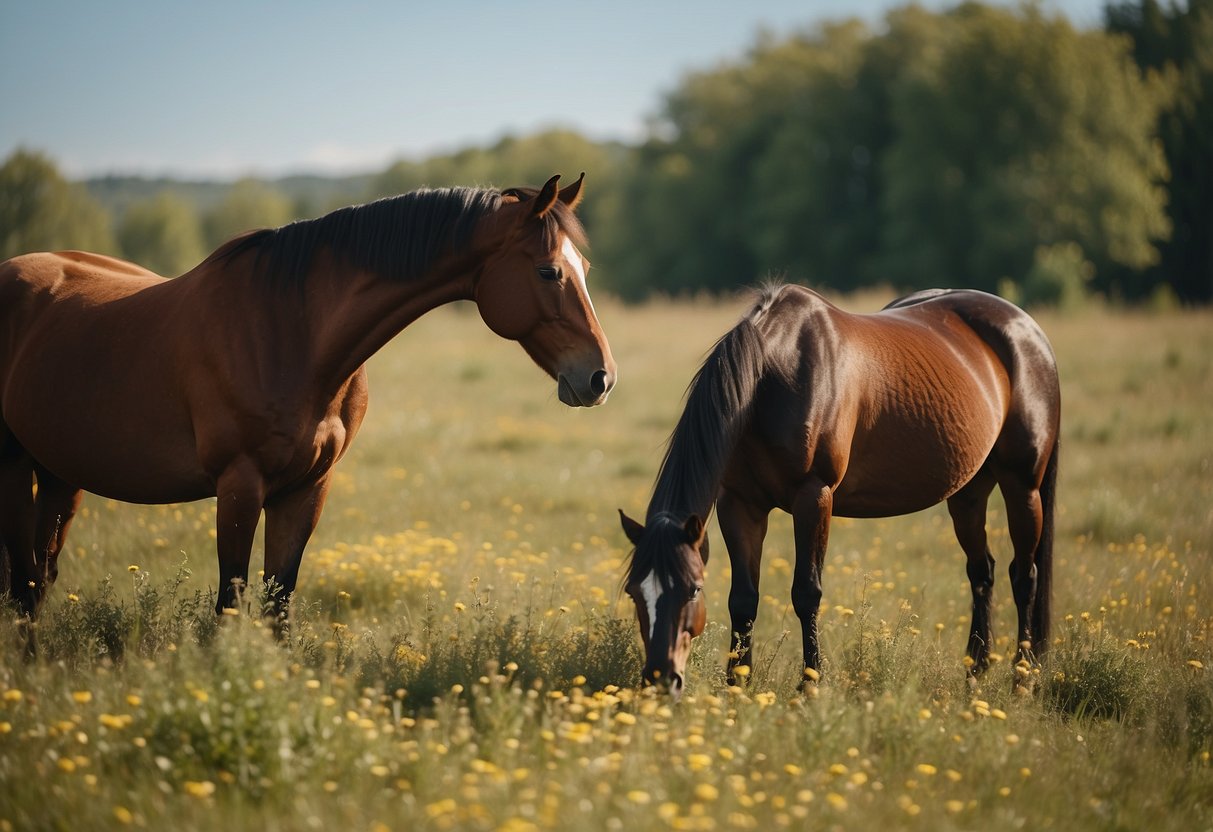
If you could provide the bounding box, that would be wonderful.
[1033,437,1059,656]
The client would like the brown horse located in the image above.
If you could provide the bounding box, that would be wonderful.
[620,284,1059,698]
[0,173,615,633]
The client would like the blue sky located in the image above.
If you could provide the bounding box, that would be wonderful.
[1,0,1107,179]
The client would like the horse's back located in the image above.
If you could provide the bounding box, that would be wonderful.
[1,251,168,401]
[882,289,1059,432]
[0,252,213,500]
[741,285,1056,516]
[875,287,1060,489]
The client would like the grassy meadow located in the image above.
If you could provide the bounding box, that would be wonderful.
[1,290,1211,831]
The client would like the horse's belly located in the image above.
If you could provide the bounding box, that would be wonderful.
[10,407,211,504]
[831,414,999,518]
[4,343,211,503]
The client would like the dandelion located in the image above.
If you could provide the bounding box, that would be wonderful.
[426,799,457,818]
[184,781,216,798]
[627,790,652,804]
[694,784,719,802]
[3,690,23,703]
[945,800,965,814]
[127,565,140,572]
[826,793,848,810]
[72,691,93,705]
[1188,660,1204,670]
[113,807,134,825]
[221,607,239,616]
[126,694,142,707]
[614,712,637,726]
[915,764,937,777]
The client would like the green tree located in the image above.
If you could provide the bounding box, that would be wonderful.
[0,149,116,260]
[202,178,295,250]
[1106,0,1213,302]
[879,3,1171,297]
[117,192,206,276]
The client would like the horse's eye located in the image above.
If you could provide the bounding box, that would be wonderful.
[690,585,703,599]
[537,266,561,281]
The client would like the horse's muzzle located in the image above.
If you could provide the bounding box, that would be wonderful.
[642,667,685,701]
[557,368,615,407]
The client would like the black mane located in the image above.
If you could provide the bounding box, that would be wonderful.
[626,285,781,589]
[204,184,585,288]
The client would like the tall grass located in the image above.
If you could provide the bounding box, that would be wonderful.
[2,293,1211,830]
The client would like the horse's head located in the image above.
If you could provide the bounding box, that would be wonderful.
[619,510,708,699]
[472,173,616,407]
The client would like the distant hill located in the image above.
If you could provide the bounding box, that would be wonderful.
[84,172,376,220]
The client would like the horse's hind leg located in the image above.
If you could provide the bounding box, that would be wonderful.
[1000,473,1045,683]
[32,465,83,593]
[0,440,38,619]
[947,469,998,675]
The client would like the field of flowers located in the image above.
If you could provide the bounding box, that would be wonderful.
[1,292,1211,831]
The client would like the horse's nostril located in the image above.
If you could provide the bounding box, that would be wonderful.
[590,369,608,396]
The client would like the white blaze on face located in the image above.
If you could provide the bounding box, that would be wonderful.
[560,235,595,314]
[638,570,663,642]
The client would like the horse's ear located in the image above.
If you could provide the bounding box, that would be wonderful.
[558,172,585,210]
[532,174,561,218]
[683,514,706,548]
[619,509,645,546]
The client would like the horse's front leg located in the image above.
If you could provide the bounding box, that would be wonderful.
[791,477,832,687]
[213,458,267,616]
[717,491,768,686]
[262,475,333,636]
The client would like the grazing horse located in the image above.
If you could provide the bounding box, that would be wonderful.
[0,173,615,633]
[620,284,1059,698]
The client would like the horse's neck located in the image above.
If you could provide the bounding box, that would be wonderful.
[306,257,475,388]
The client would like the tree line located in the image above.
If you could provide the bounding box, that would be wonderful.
[2,1,1208,304]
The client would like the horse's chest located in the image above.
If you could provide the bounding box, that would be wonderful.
[262,405,357,489]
